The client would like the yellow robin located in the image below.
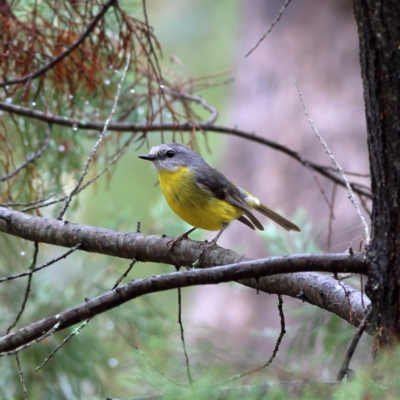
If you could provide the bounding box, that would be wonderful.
[139,142,300,247]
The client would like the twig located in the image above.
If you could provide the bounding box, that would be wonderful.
[20,135,134,212]
[175,266,193,386]
[113,257,137,289]
[163,89,219,125]
[0,243,81,283]
[307,168,336,250]
[295,81,371,245]
[35,320,89,371]
[328,184,337,251]
[0,128,51,182]
[35,255,136,371]
[57,53,131,220]
[246,0,292,57]
[358,193,372,219]
[15,353,28,400]
[135,347,187,386]
[142,0,163,86]
[336,307,373,381]
[225,295,286,383]
[337,280,353,326]
[2,194,55,208]
[0,0,117,88]
[323,166,369,178]
[7,242,39,333]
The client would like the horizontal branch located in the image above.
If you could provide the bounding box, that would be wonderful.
[0,101,371,199]
[0,207,370,330]
[0,251,368,353]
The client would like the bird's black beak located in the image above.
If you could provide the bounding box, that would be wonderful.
[138,154,155,161]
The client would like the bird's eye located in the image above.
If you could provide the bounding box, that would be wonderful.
[166,150,175,158]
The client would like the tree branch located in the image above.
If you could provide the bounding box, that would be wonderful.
[0,101,371,199]
[0,250,369,353]
[0,0,117,88]
[0,128,51,182]
[0,207,370,332]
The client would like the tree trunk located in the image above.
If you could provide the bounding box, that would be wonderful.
[354,0,400,346]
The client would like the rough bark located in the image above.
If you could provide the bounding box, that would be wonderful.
[353,0,400,345]
[0,207,370,332]
[0,253,369,353]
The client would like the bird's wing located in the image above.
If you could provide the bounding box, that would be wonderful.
[195,165,264,231]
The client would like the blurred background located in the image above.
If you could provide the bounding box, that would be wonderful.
[143,0,371,374]
[0,0,372,398]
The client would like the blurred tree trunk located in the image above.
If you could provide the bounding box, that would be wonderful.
[224,0,367,256]
[190,0,367,354]
[353,0,400,348]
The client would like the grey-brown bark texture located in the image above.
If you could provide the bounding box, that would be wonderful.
[0,206,370,353]
[353,0,400,344]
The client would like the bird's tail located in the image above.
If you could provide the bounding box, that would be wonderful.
[256,203,300,232]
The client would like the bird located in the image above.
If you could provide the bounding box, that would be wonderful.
[138,142,300,249]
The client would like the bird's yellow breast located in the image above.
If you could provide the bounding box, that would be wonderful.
[157,167,242,231]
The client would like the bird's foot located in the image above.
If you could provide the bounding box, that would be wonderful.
[198,238,218,258]
[167,227,197,251]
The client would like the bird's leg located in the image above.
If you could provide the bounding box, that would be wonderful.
[167,227,197,250]
[199,223,229,256]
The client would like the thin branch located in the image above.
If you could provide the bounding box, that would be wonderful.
[136,347,187,386]
[36,252,136,369]
[358,193,372,219]
[113,257,137,289]
[175,266,193,386]
[0,101,371,199]
[7,274,33,333]
[162,88,219,125]
[0,243,81,283]
[35,320,89,371]
[0,128,51,182]
[328,184,337,251]
[246,0,293,57]
[20,135,134,213]
[226,294,286,383]
[336,307,373,381]
[0,252,370,353]
[141,0,163,86]
[295,81,371,244]
[323,166,369,178]
[337,280,354,326]
[57,52,131,220]
[7,242,39,333]
[0,0,117,88]
[307,168,336,250]
[2,194,55,208]
[15,353,28,400]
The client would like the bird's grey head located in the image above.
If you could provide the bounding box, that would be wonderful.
[138,142,204,172]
